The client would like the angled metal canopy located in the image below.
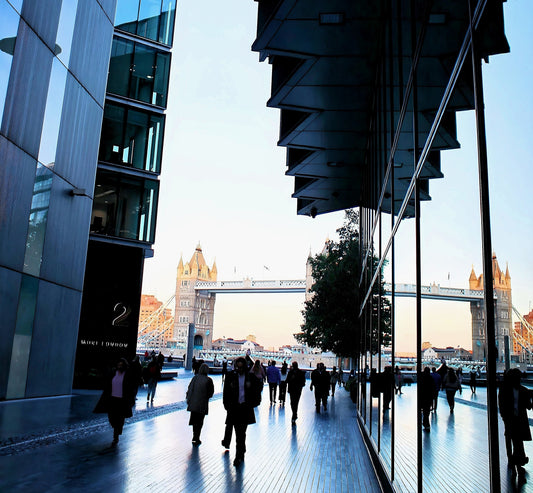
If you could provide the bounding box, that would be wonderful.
[251,0,509,217]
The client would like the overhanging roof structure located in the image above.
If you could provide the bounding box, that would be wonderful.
[251,0,509,217]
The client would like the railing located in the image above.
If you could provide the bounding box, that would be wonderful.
[195,279,307,293]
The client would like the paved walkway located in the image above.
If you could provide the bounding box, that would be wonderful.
[0,372,381,493]
[2,373,533,492]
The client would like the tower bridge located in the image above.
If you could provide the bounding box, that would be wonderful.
[139,246,531,365]
[194,279,488,302]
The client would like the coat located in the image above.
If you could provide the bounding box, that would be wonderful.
[93,368,136,418]
[186,374,215,415]
[310,369,330,395]
[499,384,533,441]
[287,368,306,394]
[223,370,261,425]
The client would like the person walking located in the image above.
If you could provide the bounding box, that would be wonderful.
[381,366,395,412]
[93,358,136,446]
[279,362,288,404]
[310,363,330,413]
[145,355,161,403]
[186,363,214,445]
[266,361,281,404]
[442,367,461,413]
[222,356,262,467]
[250,359,266,383]
[394,366,403,395]
[499,368,533,476]
[430,367,442,412]
[469,368,477,394]
[287,361,306,424]
[329,366,340,397]
[420,367,436,431]
[222,357,228,383]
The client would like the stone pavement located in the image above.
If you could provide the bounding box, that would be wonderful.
[0,371,381,492]
[2,372,533,492]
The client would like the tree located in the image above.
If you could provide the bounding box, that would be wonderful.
[296,210,391,358]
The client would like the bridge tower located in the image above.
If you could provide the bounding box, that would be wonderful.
[469,254,512,362]
[173,244,217,350]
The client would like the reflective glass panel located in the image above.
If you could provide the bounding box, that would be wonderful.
[91,172,158,243]
[0,0,19,126]
[91,181,118,236]
[137,0,161,42]
[38,58,67,168]
[130,43,155,104]
[23,164,52,276]
[55,0,78,68]
[114,0,139,35]
[159,0,176,45]
[107,37,133,97]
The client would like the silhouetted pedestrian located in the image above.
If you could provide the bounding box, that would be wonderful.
[430,367,442,411]
[186,363,214,445]
[279,362,288,404]
[287,361,306,424]
[330,366,340,396]
[266,361,281,404]
[420,367,436,431]
[381,366,394,412]
[442,368,461,413]
[250,359,266,383]
[499,368,533,476]
[222,357,228,383]
[310,363,330,413]
[93,358,136,446]
[222,357,262,467]
[469,368,477,393]
[394,366,403,395]
[145,356,161,403]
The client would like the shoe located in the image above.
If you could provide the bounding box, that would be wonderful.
[291,419,296,425]
[221,440,230,449]
[112,437,119,446]
[192,439,201,445]
[233,457,244,467]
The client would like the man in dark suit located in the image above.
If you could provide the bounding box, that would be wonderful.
[310,363,330,413]
[222,356,261,466]
[499,368,533,476]
[287,361,306,424]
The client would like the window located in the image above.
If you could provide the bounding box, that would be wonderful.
[181,280,189,287]
[107,37,170,108]
[179,300,189,307]
[179,316,189,324]
[99,102,164,172]
[90,170,159,243]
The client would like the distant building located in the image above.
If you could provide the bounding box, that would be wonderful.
[212,337,264,352]
[138,295,174,348]
[513,309,533,361]
[423,346,472,361]
[173,245,217,349]
[470,254,512,362]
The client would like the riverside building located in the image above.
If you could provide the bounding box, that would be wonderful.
[0,0,176,398]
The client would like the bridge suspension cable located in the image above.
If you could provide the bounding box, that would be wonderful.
[137,295,175,349]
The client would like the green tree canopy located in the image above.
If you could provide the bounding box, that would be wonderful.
[296,210,391,358]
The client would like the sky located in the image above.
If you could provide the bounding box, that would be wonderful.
[141,0,532,352]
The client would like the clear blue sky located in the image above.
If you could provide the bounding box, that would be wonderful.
[141,0,532,351]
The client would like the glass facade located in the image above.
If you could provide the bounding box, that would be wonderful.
[99,101,164,172]
[107,36,170,108]
[114,0,176,46]
[0,0,115,400]
[91,171,158,243]
[92,0,174,245]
